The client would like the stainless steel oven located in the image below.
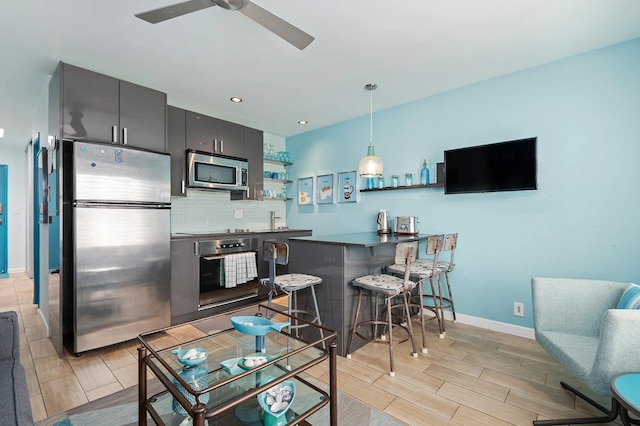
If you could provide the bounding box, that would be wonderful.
[196,236,260,309]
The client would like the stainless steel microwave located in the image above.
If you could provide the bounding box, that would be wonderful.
[187,150,249,191]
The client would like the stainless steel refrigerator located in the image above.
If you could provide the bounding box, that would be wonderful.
[61,141,171,355]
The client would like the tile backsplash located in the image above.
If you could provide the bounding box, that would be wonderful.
[171,190,287,234]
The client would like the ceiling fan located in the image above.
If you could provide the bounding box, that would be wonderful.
[135,0,314,50]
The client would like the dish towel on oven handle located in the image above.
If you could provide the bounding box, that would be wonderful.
[224,254,237,288]
[224,253,258,288]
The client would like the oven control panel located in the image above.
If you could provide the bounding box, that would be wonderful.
[197,237,258,256]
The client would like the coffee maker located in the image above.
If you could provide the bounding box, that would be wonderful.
[377,209,391,234]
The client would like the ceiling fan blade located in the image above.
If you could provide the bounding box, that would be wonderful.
[239,2,314,50]
[135,0,215,24]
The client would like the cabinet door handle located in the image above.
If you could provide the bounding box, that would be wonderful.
[194,241,199,256]
[112,126,118,143]
[214,139,218,152]
[181,180,185,194]
[122,127,128,145]
[220,140,224,153]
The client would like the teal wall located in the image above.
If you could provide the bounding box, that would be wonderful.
[285,38,640,327]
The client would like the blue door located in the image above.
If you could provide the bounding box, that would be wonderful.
[0,165,7,278]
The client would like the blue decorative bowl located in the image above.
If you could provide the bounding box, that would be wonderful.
[258,379,296,426]
[230,316,289,336]
[171,346,208,367]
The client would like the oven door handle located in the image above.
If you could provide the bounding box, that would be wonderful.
[202,255,226,261]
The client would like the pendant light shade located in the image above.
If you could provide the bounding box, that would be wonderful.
[358,83,383,177]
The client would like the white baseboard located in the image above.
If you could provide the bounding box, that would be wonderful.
[8,267,27,274]
[442,311,535,339]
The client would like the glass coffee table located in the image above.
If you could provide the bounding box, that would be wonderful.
[137,304,337,426]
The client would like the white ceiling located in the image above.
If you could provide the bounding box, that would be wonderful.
[2,0,640,148]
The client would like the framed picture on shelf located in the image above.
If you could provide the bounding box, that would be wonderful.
[316,174,334,204]
[337,171,358,203]
[298,176,314,205]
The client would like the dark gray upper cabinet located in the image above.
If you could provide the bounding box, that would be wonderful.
[185,111,244,158]
[53,62,167,153]
[119,80,167,152]
[59,64,119,143]
[244,126,264,201]
[167,106,187,196]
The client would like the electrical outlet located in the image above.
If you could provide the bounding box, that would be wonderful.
[234,209,243,219]
[514,302,524,317]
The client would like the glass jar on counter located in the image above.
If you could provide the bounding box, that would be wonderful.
[405,173,413,186]
[391,175,399,188]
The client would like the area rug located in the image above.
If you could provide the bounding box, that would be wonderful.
[37,378,403,426]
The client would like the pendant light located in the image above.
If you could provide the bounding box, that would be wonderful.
[358,83,384,177]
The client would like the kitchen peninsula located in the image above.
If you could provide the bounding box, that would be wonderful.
[287,232,430,356]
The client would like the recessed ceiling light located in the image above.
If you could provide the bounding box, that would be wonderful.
[298,120,308,125]
[230,97,243,103]
[0,128,4,138]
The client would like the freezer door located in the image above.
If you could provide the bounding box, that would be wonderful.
[73,141,170,203]
[74,206,170,353]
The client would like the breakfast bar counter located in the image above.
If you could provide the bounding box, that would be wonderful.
[287,232,430,356]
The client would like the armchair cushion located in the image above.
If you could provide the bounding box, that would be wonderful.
[617,283,640,309]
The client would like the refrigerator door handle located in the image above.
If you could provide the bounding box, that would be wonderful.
[74,201,170,209]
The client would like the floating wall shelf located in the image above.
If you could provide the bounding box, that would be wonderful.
[360,182,444,193]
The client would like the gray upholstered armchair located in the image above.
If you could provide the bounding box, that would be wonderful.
[531,277,640,425]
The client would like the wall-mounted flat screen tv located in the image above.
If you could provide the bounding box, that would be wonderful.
[444,137,537,194]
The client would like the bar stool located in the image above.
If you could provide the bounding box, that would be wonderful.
[259,241,324,339]
[387,234,446,338]
[414,233,457,333]
[346,242,422,377]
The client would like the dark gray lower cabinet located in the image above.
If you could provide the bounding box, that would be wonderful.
[170,238,199,324]
[287,239,395,357]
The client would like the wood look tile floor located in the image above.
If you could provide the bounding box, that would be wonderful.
[2,273,626,425]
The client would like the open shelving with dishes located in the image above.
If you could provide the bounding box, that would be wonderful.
[263,156,293,201]
[360,182,444,192]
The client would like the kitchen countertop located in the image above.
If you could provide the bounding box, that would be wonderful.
[288,231,429,247]
[171,229,312,239]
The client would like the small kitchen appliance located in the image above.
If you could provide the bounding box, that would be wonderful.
[394,216,419,235]
[377,209,391,234]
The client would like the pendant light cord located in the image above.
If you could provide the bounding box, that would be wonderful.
[369,86,373,148]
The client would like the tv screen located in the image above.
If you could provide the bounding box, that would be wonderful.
[444,137,537,194]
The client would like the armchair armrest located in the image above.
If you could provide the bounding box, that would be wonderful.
[532,277,628,336]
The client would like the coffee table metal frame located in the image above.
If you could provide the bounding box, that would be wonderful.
[137,304,337,426]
